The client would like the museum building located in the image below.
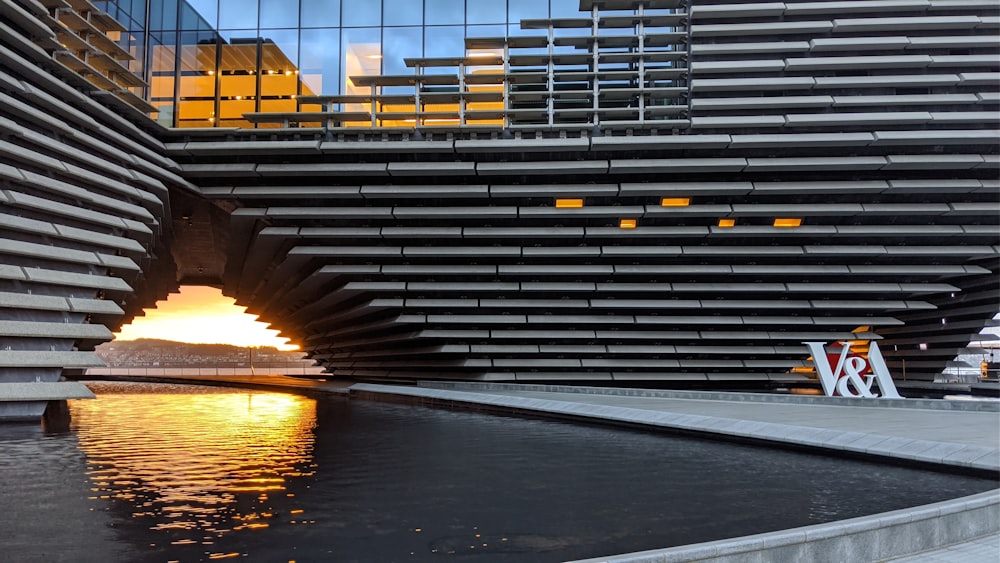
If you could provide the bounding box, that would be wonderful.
[0,0,998,418]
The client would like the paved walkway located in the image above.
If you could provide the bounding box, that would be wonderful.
[887,533,1000,562]
[78,374,1000,562]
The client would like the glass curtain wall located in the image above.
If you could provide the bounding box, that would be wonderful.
[99,0,595,127]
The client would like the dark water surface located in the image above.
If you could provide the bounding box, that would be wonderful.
[0,382,995,562]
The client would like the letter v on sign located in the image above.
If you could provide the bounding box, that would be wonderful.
[804,341,846,397]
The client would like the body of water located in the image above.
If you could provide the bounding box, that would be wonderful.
[0,381,995,562]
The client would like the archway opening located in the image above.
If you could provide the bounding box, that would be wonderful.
[114,286,297,350]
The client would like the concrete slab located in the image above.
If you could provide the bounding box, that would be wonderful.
[0,382,95,401]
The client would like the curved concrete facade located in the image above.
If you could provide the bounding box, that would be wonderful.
[1,0,998,416]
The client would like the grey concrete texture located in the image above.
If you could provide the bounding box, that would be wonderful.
[565,491,1000,563]
[0,382,96,401]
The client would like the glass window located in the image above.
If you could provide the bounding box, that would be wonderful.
[219,0,258,29]
[424,25,464,58]
[124,0,147,26]
[261,29,299,70]
[343,1,380,27]
[551,0,582,18]
[426,0,462,25]
[148,32,177,126]
[467,24,507,38]
[510,0,548,22]
[177,31,218,128]
[382,26,422,75]
[260,0,299,28]
[342,27,382,94]
[124,0,142,22]
[260,29,300,113]
[185,0,218,28]
[467,0,504,25]
[301,0,340,27]
[300,28,341,95]
[149,0,177,30]
[218,29,257,43]
[218,36,259,117]
[124,28,146,75]
[384,0,423,26]
[181,2,215,31]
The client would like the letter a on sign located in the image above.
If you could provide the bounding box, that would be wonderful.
[804,341,902,399]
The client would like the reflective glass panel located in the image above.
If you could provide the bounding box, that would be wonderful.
[177,31,218,128]
[384,0,423,26]
[467,24,507,38]
[467,0,505,24]
[510,0,548,21]
[551,0,582,17]
[343,27,382,93]
[124,27,146,75]
[301,0,340,27]
[217,36,259,127]
[219,0,258,29]
[149,32,177,126]
[426,0,463,25]
[424,25,464,58]
[382,26,422,74]
[128,0,147,24]
[185,0,218,28]
[261,0,299,28]
[260,29,300,113]
[343,1,380,26]
[180,1,215,31]
[149,0,177,30]
[300,28,341,95]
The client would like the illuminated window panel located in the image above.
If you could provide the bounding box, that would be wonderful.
[619,219,637,229]
[717,218,736,228]
[660,198,690,207]
[773,218,803,228]
[555,199,584,208]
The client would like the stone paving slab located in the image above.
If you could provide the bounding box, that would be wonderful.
[886,533,1000,562]
[0,381,95,401]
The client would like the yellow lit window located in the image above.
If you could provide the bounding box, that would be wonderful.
[555,198,584,208]
[660,197,690,207]
[619,219,637,229]
[717,218,736,228]
[773,218,802,228]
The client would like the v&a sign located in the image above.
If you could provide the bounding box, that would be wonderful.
[804,341,903,399]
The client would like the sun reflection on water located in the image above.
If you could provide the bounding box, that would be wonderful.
[70,382,317,550]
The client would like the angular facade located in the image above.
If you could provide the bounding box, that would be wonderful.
[0,0,998,417]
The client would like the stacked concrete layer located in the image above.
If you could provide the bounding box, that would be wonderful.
[169,0,999,384]
[0,0,187,418]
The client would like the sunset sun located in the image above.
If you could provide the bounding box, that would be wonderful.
[114,286,298,351]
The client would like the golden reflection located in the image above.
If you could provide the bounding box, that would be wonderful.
[70,383,316,544]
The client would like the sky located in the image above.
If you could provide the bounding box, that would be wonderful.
[114,286,298,350]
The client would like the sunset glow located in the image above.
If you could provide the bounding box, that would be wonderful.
[115,286,298,350]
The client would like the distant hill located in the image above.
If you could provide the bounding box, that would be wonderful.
[95,339,312,368]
